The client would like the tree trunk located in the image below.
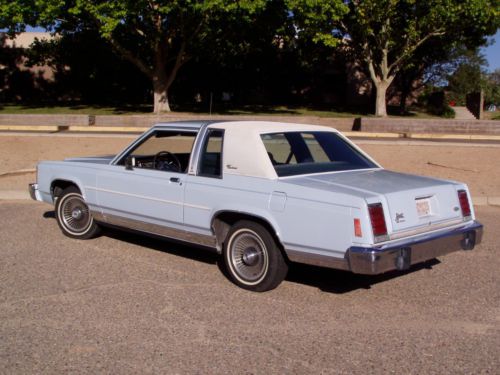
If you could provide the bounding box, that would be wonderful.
[399,88,409,114]
[374,80,390,117]
[153,85,171,114]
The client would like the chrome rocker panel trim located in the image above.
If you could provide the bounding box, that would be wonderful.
[287,221,483,275]
[91,211,218,249]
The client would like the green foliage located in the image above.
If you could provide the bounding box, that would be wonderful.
[484,69,500,106]
[439,104,456,118]
[1,0,270,111]
[289,0,499,115]
[419,90,456,118]
[446,49,496,105]
[286,0,347,47]
[345,0,498,77]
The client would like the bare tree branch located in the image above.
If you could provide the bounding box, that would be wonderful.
[107,38,153,79]
[165,40,188,89]
[388,29,445,75]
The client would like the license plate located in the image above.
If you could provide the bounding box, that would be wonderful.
[416,198,431,217]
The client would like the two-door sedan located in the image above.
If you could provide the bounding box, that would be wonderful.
[29,121,483,291]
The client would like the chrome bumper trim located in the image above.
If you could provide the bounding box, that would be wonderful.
[28,183,42,201]
[348,220,483,275]
[286,221,483,274]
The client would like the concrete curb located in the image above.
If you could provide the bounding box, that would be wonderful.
[0,190,499,207]
[342,131,500,141]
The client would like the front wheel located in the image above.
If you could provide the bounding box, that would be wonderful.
[55,186,101,239]
[223,220,288,292]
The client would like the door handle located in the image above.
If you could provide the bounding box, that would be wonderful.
[170,177,180,183]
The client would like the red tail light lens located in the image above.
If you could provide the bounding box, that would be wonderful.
[354,218,362,237]
[458,190,471,218]
[368,203,388,241]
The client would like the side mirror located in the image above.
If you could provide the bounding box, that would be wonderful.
[125,156,135,170]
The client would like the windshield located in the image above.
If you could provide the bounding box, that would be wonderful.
[261,131,378,177]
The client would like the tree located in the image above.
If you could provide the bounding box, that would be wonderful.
[485,69,500,106]
[447,48,488,105]
[289,0,499,116]
[0,0,266,113]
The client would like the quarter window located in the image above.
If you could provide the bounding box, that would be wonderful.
[198,129,224,178]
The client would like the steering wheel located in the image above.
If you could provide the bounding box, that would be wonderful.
[153,151,182,172]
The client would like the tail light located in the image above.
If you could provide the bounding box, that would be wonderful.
[368,203,388,242]
[457,190,471,219]
[354,218,362,237]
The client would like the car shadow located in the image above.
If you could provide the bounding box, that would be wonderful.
[102,226,219,265]
[286,259,441,294]
[43,211,55,219]
[43,210,441,293]
[43,210,218,265]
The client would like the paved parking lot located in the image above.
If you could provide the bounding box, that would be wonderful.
[1,201,499,374]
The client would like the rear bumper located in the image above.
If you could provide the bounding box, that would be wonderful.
[347,220,483,274]
[29,183,43,201]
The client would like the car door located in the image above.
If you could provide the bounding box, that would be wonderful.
[95,129,197,231]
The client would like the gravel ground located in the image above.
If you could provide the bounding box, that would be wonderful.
[0,132,499,373]
[0,202,498,374]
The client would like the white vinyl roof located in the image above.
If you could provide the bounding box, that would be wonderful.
[205,121,340,179]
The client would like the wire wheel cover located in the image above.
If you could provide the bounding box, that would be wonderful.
[229,230,269,283]
[61,194,91,233]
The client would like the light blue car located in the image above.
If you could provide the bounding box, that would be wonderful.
[29,121,483,291]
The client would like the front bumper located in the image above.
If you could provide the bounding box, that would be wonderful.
[29,183,43,201]
[347,220,483,274]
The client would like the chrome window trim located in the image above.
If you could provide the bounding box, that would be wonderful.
[196,128,225,179]
[277,167,383,180]
[188,124,210,175]
[111,124,207,167]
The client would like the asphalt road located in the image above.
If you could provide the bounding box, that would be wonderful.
[0,201,499,374]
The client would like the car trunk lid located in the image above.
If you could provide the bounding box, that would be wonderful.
[285,169,463,233]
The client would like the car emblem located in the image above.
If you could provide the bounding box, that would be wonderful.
[395,213,405,223]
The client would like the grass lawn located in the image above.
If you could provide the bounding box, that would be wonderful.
[0,104,152,115]
[0,103,444,119]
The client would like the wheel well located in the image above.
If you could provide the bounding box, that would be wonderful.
[212,212,284,252]
[51,180,80,199]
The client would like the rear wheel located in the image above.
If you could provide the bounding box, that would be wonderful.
[223,220,288,292]
[55,186,100,239]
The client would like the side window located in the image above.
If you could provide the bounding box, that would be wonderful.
[198,129,224,178]
[118,130,196,173]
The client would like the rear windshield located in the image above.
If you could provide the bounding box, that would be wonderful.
[261,131,377,177]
